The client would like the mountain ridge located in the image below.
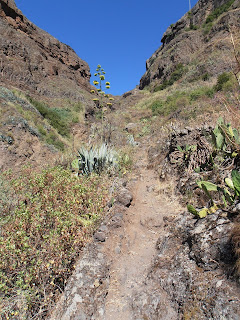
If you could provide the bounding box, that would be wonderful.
[0,0,91,98]
[139,0,240,90]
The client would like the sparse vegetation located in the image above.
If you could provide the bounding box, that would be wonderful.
[202,0,235,35]
[26,96,84,139]
[46,132,65,151]
[118,148,134,174]
[0,166,109,319]
[154,63,187,91]
[26,96,70,137]
[205,0,235,24]
[189,87,214,101]
[151,91,187,116]
[202,21,213,35]
[37,124,47,136]
[151,86,215,116]
[214,72,237,92]
[232,223,240,275]
[137,118,151,137]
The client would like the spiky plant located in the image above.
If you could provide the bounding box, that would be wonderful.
[75,144,118,175]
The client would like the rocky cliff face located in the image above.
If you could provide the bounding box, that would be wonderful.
[140,0,240,90]
[0,0,91,97]
[0,0,96,172]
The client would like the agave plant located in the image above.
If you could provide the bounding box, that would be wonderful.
[72,144,118,175]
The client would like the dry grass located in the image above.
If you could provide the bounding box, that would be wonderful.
[232,222,240,275]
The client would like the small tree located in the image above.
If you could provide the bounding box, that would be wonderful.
[91,65,114,142]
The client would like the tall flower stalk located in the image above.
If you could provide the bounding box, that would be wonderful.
[91,65,113,142]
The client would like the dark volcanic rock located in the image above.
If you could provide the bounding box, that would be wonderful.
[49,242,110,320]
[110,212,124,228]
[0,0,91,96]
[93,225,109,242]
[131,282,177,320]
[142,210,240,320]
[117,187,133,207]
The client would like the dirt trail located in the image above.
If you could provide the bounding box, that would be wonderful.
[50,147,181,320]
[102,150,179,319]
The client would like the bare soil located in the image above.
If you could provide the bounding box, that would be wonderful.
[103,154,180,319]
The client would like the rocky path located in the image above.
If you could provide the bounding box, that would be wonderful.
[49,148,181,320]
[103,160,179,319]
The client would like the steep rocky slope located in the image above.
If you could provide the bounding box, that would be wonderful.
[0,0,96,172]
[0,0,91,97]
[140,0,240,90]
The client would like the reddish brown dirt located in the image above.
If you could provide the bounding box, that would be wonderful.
[102,151,181,319]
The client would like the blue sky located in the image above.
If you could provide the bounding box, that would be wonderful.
[15,0,198,95]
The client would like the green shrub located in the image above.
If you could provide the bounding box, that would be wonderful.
[202,73,210,81]
[190,87,214,101]
[203,22,213,35]
[169,63,187,84]
[26,97,70,137]
[166,91,189,110]
[212,72,238,92]
[46,132,65,151]
[154,63,187,92]
[214,72,231,91]
[73,102,83,112]
[154,81,169,92]
[37,124,47,136]
[205,0,235,24]
[186,25,199,31]
[151,101,164,115]
[0,166,109,318]
[190,24,199,30]
[151,86,216,117]
[151,91,190,116]
[222,77,238,91]
[72,116,79,123]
